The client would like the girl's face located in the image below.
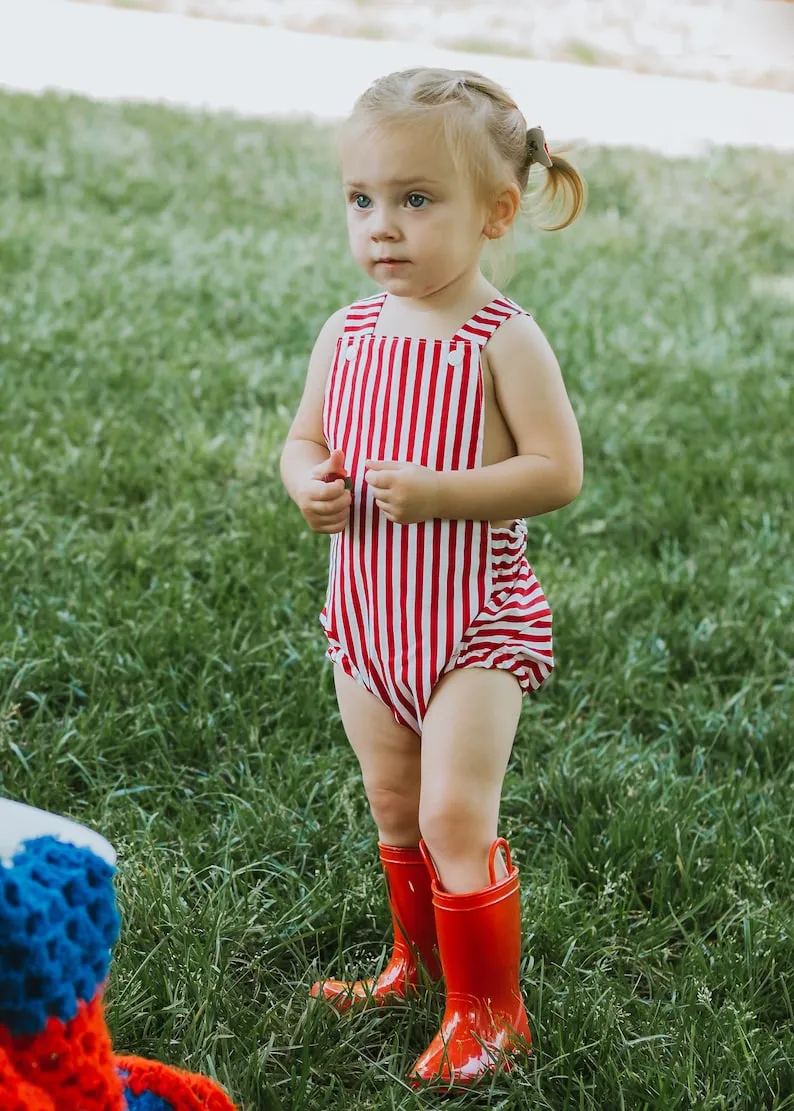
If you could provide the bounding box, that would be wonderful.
[341,120,489,300]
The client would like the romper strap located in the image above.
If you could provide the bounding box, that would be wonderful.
[451,295,529,346]
[341,292,388,335]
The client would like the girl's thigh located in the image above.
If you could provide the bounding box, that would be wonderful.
[419,666,522,866]
[333,665,422,839]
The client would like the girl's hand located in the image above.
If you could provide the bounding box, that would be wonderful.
[364,459,440,525]
[299,449,353,534]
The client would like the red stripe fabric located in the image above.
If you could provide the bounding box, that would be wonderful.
[319,294,554,734]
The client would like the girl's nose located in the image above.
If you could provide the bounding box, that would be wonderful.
[370,210,400,241]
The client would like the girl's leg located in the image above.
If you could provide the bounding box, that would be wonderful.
[410,667,530,1087]
[419,667,522,893]
[311,667,437,1008]
[333,664,422,843]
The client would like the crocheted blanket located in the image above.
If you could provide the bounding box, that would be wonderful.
[0,836,235,1111]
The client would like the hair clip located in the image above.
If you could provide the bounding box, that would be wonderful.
[527,125,552,169]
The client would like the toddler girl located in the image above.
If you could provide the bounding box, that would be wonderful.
[280,66,584,1089]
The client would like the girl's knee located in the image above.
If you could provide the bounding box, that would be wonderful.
[418,798,494,860]
[366,784,420,841]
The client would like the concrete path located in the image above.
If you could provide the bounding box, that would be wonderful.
[1,0,794,156]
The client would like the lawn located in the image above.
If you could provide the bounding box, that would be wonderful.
[0,89,793,1110]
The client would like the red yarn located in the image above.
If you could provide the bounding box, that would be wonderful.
[0,1046,56,1111]
[1,993,236,1111]
[116,1056,237,1111]
[0,996,124,1111]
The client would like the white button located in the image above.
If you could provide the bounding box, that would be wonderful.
[344,342,357,360]
[448,345,464,365]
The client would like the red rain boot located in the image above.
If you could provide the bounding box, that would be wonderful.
[311,842,441,1011]
[407,837,532,1089]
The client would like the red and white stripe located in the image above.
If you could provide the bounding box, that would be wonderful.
[320,293,554,735]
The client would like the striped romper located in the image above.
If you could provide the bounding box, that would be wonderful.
[319,292,554,737]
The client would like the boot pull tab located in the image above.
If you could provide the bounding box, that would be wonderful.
[419,840,441,886]
[488,837,512,885]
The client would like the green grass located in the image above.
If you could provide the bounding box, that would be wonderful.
[1,89,793,1109]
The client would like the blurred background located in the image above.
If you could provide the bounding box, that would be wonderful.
[68,0,794,88]
[2,0,793,155]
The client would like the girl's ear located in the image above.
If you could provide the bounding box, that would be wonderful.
[483,184,522,239]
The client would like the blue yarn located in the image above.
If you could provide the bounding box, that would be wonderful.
[0,836,120,1036]
[123,1091,175,1111]
[118,1070,175,1111]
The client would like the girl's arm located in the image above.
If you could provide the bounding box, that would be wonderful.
[434,314,583,521]
[280,307,348,505]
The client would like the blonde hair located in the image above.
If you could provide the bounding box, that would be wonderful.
[343,67,585,233]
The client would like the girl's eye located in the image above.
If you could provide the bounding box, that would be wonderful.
[353,194,372,209]
[406,193,428,209]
